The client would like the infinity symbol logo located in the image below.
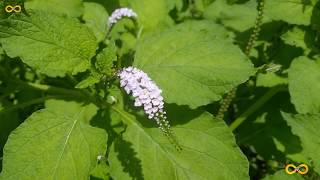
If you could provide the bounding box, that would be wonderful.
[285,164,308,175]
[5,5,22,13]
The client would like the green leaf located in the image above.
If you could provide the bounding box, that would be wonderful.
[0,11,97,77]
[108,105,249,180]
[166,0,183,11]
[204,0,261,32]
[262,170,303,180]
[281,26,316,54]
[0,100,107,179]
[90,162,110,180]
[95,41,117,76]
[25,0,84,17]
[134,21,255,108]
[83,2,109,42]
[265,0,318,25]
[288,56,320,114]
[75,72,102,89]
[256,73,287,88]
[282,113,320,173]
[281,27,308,50]
[128,0,173,31]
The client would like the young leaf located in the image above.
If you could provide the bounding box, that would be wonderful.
[75,72,102,89]
[265,0,318,25]
[95,42,117,76]
[0,100,107,179]
[288,56,320,114]
[256,73,287,88]
[108,105,249,180]
[282,113,320,174]
[134,21,255,108]
[0,11,97,77]
[25,0,84,17]
[83,2,109,42]
[281,26,316,55]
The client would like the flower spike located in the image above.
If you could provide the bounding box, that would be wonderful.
[108,7,138,28]
[118,67,181,150]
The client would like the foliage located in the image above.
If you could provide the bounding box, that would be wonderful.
[0,0,319,179]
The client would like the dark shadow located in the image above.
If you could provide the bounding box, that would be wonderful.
[114,138,144,180]
[301,0,312,11]
[90,109,123,150]
[236,89,303,161]
[126,101,204,128]
[235,89,305,179]
[311,0,320,30]
[311,1,320,27]
[90,108,144,180]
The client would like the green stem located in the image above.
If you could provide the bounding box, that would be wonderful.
[230,85,286,131]
[217,0,265,120]
[13,80,95,102]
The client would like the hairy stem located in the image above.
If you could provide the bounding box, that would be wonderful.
[230,85,285,131]
[217,0,265,119]
[11,80,97,103]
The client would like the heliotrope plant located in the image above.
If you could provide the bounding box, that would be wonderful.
[1,0,320,180]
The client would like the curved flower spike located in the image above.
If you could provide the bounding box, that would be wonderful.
[108,7,138,28]
[118,67,181,150]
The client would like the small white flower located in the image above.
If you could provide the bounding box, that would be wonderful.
[97,155,104,161]
[108,7,138,28]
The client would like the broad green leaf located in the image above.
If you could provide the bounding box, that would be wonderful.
[129,0,173,31]
[83,2,108,42]
[288,56,320,114]
[25,0,84,17]
[95,41,117,76]
[108,105,249,180]
[262,170,303,180]
[0,11,97,77]
[256,73,287,88]
[265,0,318,25]
[282,113,320,173]
[0,100,107,180]
[204,0,260,32]
[134,21,255,108]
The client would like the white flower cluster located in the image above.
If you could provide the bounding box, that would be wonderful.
[118,66,181,150]
[108,8,138,28]
[118,67,165,119]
